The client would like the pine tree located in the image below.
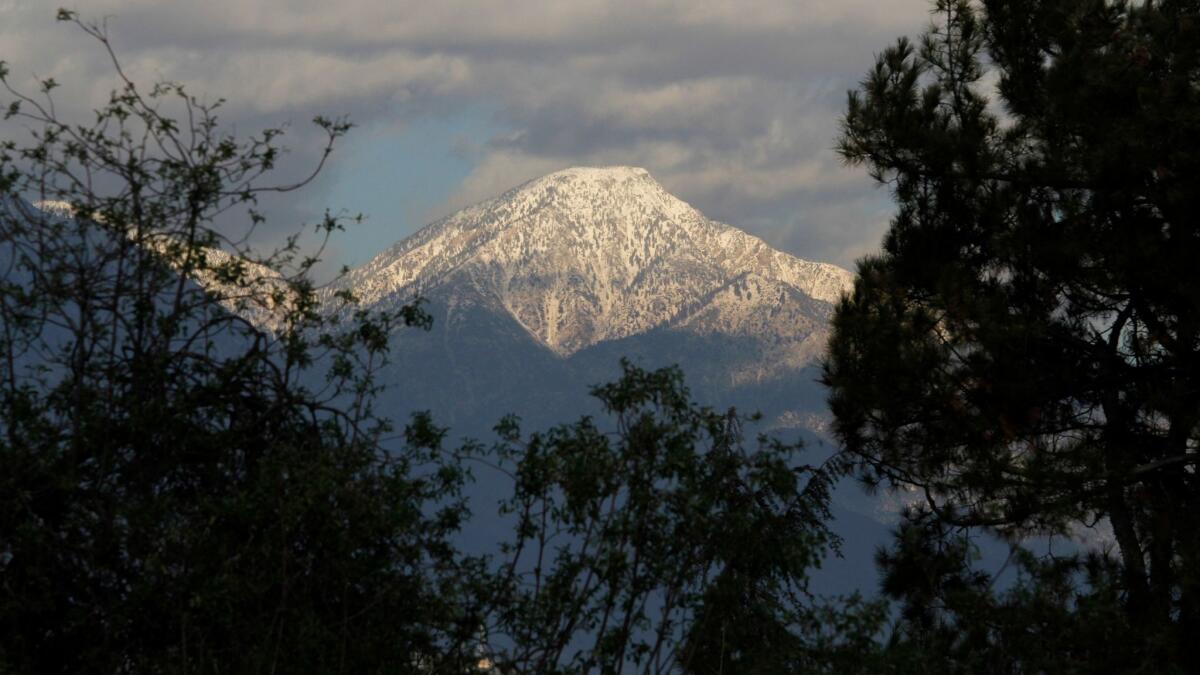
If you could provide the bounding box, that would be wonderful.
[824,0,1200,670]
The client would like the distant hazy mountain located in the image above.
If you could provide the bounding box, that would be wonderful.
[325,166,896,593]
[24,176,1029,595]
[322,166,854,436]
[27,169,897,594]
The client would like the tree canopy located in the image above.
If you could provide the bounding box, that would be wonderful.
[825,0,1200,670]
[0,12,486,672]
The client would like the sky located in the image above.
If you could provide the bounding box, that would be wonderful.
[1,0,933,273]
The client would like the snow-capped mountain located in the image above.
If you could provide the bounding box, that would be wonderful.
[339,167,887,594]
[25,170,893,594]
[30,168,854,431]
[329,166,851,362]
[314,165,854,435]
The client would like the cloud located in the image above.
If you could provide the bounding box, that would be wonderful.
[1,0,933,269]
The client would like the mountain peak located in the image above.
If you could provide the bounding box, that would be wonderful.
[540,165,651,181]
[335,167,853,356]
[498,164,691,224]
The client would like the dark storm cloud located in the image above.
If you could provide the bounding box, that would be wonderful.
[0,0,933,269]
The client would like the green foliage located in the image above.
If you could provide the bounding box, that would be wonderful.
[475,360,859,673]
[826,0,1200,670]
[0,14,484,674]
[871,514,1152,674]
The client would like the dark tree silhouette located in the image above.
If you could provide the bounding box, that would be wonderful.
[0,12,486,673]
[824,0,1200,670]
[475,361,872,674]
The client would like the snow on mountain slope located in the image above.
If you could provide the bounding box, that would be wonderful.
[667,272,834,384]
[31,199,293,331]
[32,167,855,373]
[331,166,853,358]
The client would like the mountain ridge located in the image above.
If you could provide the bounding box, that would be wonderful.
[328,165,853,358]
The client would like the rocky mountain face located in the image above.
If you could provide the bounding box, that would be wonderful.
[323,166,854,434]
[334,166,850,354]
